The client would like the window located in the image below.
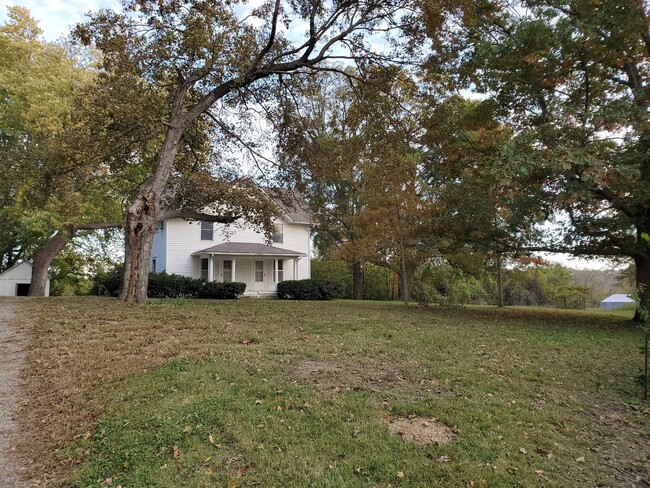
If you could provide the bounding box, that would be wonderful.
[201,221,213,240]
[255,261,264,282]
[200,258,209,280]
[152,258,157,274]
[223,259,233,282]
[272,224,283,244]
[273,259,284,282]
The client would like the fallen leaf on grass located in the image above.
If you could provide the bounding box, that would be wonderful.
[396,471,404,479]
[172,445,180,460]
[519,448,527,455]
[576,456,585,463]
[236,466,245,478]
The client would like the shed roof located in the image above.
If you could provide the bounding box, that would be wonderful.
[600,294,635,304]
[0,261,32,277]
[192,242,305,257]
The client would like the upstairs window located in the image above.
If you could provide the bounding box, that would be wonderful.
[272,224,283,244]
[201,221,213,240]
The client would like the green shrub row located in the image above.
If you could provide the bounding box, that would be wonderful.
[102,271,246,299]
[276,279,343,300]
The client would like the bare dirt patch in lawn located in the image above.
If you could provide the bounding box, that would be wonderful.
[296,358,408,393]
[295,358,445,400]
[385,416,456,446]
[0,299,28,487]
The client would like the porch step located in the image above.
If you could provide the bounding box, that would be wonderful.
[242,291,278,299]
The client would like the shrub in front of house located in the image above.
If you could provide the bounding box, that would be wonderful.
[276,279,343,300]
[147,273,202,298]
[197,281,247,299]
[100,271,246,299]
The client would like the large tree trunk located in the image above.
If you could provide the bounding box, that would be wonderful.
[28,226,74,296]
[119,126,184,303]
[634,251,650,322]
[119,207,158,303]
[352,261,362,300]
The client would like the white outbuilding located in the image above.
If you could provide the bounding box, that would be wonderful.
[600,293,635,310]
[0,262,50,297]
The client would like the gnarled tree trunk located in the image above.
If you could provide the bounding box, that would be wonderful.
[119,125,184,303]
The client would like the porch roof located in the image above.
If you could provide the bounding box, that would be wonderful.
[192,242,305,257]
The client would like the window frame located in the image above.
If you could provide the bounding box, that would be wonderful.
[200,257,209,280]
[223,259,233,282]
[272,223,283,244]
[200,221,213,241]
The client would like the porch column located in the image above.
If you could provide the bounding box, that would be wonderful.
[232,258,236,282]
[207,255,214,282]
[274,258,279,284]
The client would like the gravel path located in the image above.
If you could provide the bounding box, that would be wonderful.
[0,299,28,486]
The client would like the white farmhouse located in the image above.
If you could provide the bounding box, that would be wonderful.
[150,195,313,297]
[0,262,50,297]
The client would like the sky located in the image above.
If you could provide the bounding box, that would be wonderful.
[0,0,120,41]
[0,2,626,271]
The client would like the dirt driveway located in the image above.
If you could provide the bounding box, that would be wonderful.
[0,299,28,486]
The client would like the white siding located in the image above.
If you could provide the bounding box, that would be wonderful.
[0,262,50,297]
[164,217,312,281]
[150,222,167,273]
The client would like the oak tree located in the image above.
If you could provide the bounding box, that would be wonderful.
[76,0,419,303]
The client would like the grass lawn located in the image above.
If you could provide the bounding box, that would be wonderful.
[12,298,650,487]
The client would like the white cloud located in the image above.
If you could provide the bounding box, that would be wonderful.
[0,0,120,41]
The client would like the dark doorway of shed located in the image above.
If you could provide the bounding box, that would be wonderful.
[16,283,30,296]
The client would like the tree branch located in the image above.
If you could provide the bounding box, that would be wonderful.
[158,209,240,223]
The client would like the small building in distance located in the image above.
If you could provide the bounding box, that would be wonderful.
[600,293,635,310]
[0,262,50,297]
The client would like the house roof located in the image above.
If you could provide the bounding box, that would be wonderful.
[192,242,306,257]
[268,188,314,224]
[600,294,635,303]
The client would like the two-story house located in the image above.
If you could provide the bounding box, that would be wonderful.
[149,194,313,296]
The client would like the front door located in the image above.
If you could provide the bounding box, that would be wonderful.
[253,260,265,291]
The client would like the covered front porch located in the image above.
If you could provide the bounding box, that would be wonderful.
[192,242,305,297]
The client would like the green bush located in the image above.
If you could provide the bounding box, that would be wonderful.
[197,281,247,299]
[276,279,343,300]
[311,259,353,298]
[98,266,123,296]
[100,270,246,299]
